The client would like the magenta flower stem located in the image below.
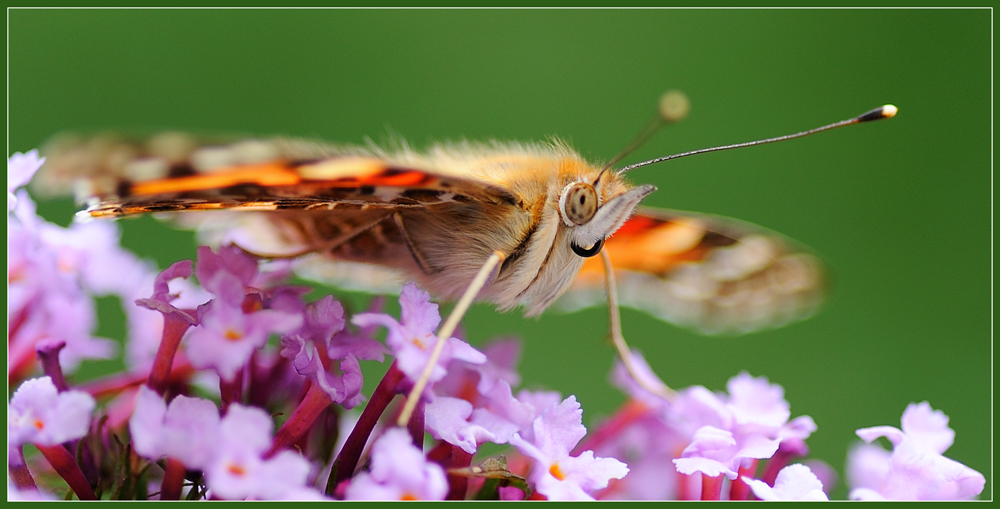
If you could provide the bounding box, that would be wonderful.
[8,446,38,491]
[82,363,193,399]
[574,400,648,454]
[446,445,473,500]
[729,459,758,500]
[219,369,244,415]
[761,448,794,487]
[35,341,69,392]
[266,381,333,459]
[160,457,186,500]
[700,474,723,501]
[35,443,97,500]
[329,361,404,493]
[8,339,39,384]
[147,316,193,395]
[406,398,425,449]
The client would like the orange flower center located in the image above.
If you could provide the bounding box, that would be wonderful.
[33,419,45,430]
[549,462,566,481]
[410,335,430,350]
[226,463,246,477]
[224,329,243,341]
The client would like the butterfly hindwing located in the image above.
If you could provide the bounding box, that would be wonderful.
[560,207,826,335]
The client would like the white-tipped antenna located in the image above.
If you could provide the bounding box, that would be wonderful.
[617,103,897,174]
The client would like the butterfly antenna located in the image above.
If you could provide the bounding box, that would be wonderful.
[597,90,691,181]
[616,104,898,175]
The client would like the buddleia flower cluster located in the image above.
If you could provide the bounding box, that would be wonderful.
[8,152,986,500]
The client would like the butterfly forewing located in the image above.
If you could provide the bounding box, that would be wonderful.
[559,208,826,335]
[39,133,518,217]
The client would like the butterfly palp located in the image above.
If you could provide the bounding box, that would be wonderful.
[571,238,605,258]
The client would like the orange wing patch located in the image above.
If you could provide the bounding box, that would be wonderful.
[126,159,438,197]
[577,214,736,280]
[130,163,302,195]
[561,208,825,335]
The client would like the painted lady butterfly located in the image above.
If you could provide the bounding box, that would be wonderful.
[36,93,896,416]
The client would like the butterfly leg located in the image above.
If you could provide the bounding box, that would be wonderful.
[601,249,677,402]
[396,250,507,427]
[392,212,434,275]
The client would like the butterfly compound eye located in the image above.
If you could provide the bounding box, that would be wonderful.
[559,182,599,226]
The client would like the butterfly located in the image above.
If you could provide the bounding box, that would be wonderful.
[35,95,896,414]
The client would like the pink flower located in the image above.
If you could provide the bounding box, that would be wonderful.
[8,377,95,447]
[344,428,448,500]
[130,388,323,500]
[847,402,985,500]
[509,396,629,500]
[742,463,829,500]
[185,271,302,381]
[282,334,364,408]
[278,295,375,407]
[352,282,485,387]
[129,386,221,469]
[673,424,780,480]
[128,261,209,370]
[204,405,322,500]
[7,150,44,211]
[423,338,535,454]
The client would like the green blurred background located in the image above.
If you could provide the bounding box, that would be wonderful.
[9,9,990,499]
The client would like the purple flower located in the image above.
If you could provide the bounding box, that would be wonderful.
[195,244,259,293]
[725,371,791,430]
[8,150,44,211]
[424,395,512,454]
[673,424,780,480]
[129,386,221,469]
[38,219,153,298]
[609,349,672,411]
[132,388,322,500]
[281,334,364,408]
[352,282,485,387]
[604,357,821,499]
[425,370,564,455]
[276,294,370,407]
[8,221,118,373]
[204,405,323,500]
[128,262,210,370]
[8,377,95,447]
[847,402,985,500]
[668,372,815,481]
[509,396,629,501]
[434,336,522,399]
[344,428,448,500]
[742,463,829,501]
[8,165,154,377]
[423,338,533,454]
[185,271,302,381]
